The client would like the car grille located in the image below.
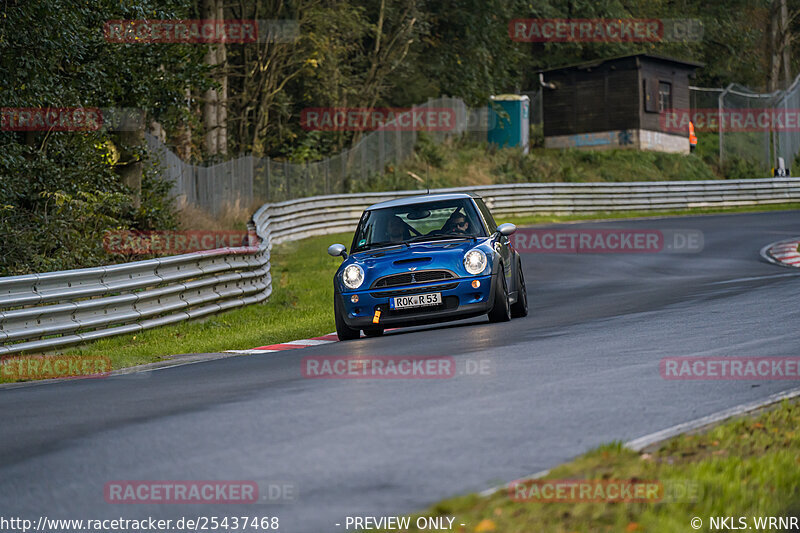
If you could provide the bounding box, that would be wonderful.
[372,269,455,288]
[370,282,459,299]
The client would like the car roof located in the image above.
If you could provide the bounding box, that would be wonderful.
[366,192,481,210]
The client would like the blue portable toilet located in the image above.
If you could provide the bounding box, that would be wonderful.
[487,94,530,154]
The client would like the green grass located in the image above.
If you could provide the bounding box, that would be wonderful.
[0,232,350,382]
[349,133,776,195]
[380,399,800,533]
[3,202,799,382]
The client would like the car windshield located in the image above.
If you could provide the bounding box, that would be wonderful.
[351,198,486,252]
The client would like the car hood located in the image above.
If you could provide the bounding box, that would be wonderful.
[343,238,492,287]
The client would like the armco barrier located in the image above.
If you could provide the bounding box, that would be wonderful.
[2,178,800,355]
[257,178,800,244]
[0,226,271,356]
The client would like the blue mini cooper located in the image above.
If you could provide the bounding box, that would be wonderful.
[327,193,527,340]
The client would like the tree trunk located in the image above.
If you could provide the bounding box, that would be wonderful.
[203,0,227,156]
[780,0,791,87]
[175,87,193,160]
[217,0,227,155]
[117,127,144,209]
[768,0,781,91]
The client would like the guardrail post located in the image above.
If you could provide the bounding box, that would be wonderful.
[266,157,271,202]
[324,159,330,194]
[284,160,290,200]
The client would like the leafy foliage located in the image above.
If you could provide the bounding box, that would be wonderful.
[0,0,206,275]
[1,0,796,274]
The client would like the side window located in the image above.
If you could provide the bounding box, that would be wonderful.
[351,211,372,250]
[474,199,497,233]
[643,78,659,113]
[658,82,672,113]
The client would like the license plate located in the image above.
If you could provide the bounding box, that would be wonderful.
[390,292,442,310]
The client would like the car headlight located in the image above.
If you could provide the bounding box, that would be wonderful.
[342,264,365,289]
[463,249,487,275]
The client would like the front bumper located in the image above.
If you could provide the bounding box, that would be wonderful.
[339,273,495,328]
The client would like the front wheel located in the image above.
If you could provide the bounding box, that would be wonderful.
[334,294,361,340]
[510,260,528,318]
[487,270,511,323]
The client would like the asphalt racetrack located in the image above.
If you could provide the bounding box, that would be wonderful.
[2,210,800,533]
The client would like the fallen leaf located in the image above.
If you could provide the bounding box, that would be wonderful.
[475,519,496,532]
[625,522,640,532]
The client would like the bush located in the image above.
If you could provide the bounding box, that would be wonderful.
[0,135,178,276]
[720,156,766,179]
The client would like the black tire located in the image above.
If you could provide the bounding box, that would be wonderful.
[510,259,528,318]
[363,327,384,337]
[487,269,511,323]
[334,294,361,340]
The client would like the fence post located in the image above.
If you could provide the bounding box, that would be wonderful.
[718,84,733,165]
[284,160,290,200]
[324,159,330,194]
[379,128,385,173]
[395,127,401,163]
[361,142,367,182]
[342,151,347,191]
[266,157,271,202]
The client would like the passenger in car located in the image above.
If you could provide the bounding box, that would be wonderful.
[386,215,410,242]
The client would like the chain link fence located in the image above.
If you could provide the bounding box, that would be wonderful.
[773,75,800,174]
[690,75,800,175]
[718,84,779,173]
[147,97,495,215]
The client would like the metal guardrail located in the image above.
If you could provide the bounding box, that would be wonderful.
[0,226,271,356]
[261,178,800,244]
[3,178,800,355]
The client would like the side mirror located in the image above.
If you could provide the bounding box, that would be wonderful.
[327,243,348,259]
[496,223,516,237]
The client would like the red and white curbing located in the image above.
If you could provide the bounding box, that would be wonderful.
[225,333,340,354]
[225,328,401,354]
[765,238,800,267]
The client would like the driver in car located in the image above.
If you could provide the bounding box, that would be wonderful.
[444,214,472,235]
[386,215,409,242]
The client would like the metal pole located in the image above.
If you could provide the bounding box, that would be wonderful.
[266,157,271,202]
[718,84,734,164]
[284,160,290,200]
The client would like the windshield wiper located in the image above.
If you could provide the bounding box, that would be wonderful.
[407,234,477,243]
[357,240,409,251]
